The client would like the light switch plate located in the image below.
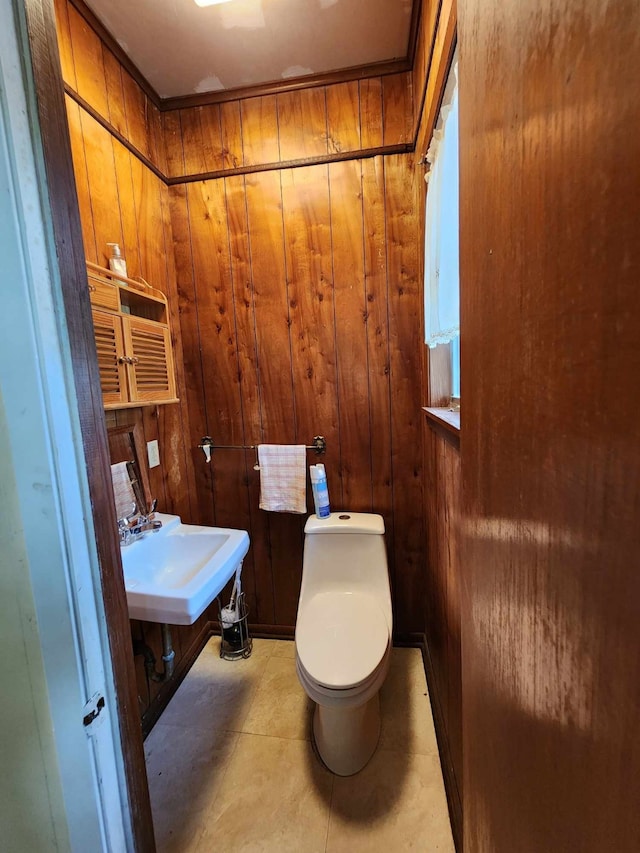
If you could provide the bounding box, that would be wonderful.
[147,439,160,469]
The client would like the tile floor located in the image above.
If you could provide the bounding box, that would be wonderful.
[144,638,455,852]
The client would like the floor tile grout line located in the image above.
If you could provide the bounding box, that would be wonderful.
[189,728,244,851]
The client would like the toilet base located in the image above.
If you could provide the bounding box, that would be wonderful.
[312,693,381,776]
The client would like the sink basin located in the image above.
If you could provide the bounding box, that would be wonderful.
[120,513,250,625]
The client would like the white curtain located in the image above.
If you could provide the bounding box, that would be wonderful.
[424,60,459,348]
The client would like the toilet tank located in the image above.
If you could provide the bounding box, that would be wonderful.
[301,513,392,627]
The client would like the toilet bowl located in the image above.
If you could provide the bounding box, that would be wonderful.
[295,512,392,776]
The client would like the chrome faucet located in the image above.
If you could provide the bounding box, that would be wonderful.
[118,500,162,546]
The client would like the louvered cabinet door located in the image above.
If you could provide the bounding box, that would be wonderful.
[92,309,128,406]
[122,315,178,404]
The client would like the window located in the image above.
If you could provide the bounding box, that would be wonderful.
[424,55,459,407]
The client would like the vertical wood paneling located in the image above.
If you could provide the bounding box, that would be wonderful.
[382,72,413,145]
[359,78,383,148]
[329,160,371,510]
[225,175,274,625]
[198,104,224,172]
[245,170,301,625]
[112,141,142,278]
[170,154,424,635]
[362,156,394,546]
[326,81,361,153]
[129,156,169,507]
[61,2,427,658]
[423,420,462,844]
[385,154,423,632]
[244,171,295,442]
[187,180,243,444]
[78,109,123,267]
[281,165,340,506]
[180,106,224,175]
[162,110,185,178]
[460,0,640,849]
[64,96,97,261]
[220,101,244,170]
[67,3,109,118]
[148,104,167,175]
[241,96,280,166]
[121,69,150,161]
[102,47,127,136]
[158,182,195,522]
[277,89,328,161]
[187,179,258,614]
[168,185,215,528]
[52,0,76,88]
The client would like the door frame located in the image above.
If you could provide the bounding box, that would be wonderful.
[18,0,156,848]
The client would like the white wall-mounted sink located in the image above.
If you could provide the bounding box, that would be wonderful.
[120,513,250,625]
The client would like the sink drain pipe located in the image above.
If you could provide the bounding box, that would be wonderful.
[133,623,175,683]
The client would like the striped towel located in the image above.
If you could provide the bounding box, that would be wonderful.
[258,445,307,513]
[111,461,136,520]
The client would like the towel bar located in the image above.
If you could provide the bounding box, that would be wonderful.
[198,435,326,459]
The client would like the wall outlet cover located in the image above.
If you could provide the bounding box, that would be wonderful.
[147,439,160,468]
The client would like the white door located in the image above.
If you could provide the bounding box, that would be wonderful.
[0,2,132,849]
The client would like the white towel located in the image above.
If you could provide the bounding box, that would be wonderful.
[258,444,307,513]
[111,461,136,520]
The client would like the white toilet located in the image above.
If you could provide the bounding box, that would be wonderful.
[295,512,392,776]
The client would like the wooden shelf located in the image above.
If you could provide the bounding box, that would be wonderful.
[87,262,178,409]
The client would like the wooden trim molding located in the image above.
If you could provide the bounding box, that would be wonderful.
[22,0,156,849]
[161,59,412,111]
[168,143,413,185]
[64,84,166,181]
[413,0,457,152]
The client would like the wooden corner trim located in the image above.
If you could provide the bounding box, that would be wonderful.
[412,0,458,151]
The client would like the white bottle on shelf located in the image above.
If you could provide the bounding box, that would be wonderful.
[310,463,330,519]
[107,242,128,279]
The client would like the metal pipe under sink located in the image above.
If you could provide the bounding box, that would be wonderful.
[133,623,175,683]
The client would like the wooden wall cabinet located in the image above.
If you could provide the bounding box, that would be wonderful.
[88,262,178,409]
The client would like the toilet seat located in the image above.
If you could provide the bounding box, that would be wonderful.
[296,590,389,690]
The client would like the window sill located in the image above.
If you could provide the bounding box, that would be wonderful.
[423,407,460,444]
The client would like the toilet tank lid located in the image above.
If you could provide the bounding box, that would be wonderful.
[304,512,385,535]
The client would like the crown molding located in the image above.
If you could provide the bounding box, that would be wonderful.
[160,58,411,112]
[68,0,418,112]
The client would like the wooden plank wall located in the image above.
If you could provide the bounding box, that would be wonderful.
[163,74,413,177]
[55,0,202,720]
[423,423,462,836]
[412,0,462,847]
[53,0,426,732]
[460,0,640,849]
[170,155,424,634]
